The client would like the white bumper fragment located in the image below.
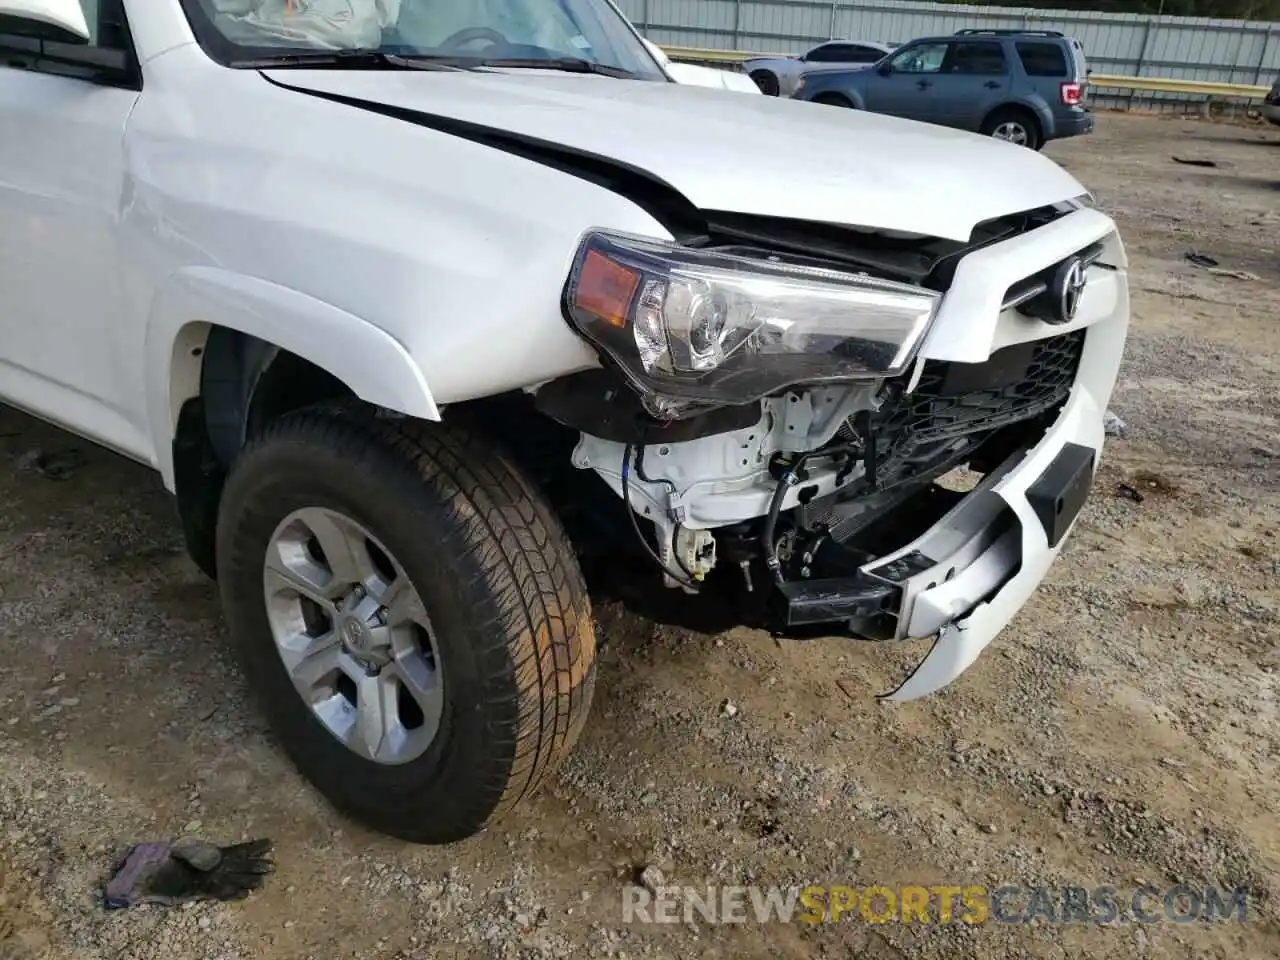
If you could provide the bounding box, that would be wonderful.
[878,282,1128,700]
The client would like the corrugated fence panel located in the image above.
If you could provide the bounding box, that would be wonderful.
[742,0,836,50]
[636,0,1280,104]
[650,0,736,34]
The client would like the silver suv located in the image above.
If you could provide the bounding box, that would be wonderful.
[1263,78,1280,126]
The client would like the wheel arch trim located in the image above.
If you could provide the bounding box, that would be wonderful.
[145,266,440,490]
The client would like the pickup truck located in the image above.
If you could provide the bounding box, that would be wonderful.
[0,0,1129,844]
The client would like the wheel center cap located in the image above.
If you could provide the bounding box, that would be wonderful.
[339,611,391,670]
[341,618,369,653]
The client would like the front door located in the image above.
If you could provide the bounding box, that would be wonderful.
[861,41,948,124]
[0,2,149,458]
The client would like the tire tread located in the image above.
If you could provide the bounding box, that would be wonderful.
[218,401,595,841]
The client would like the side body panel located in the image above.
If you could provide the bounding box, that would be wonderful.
[0,51,146,459]
[931,40,1013,131]
[121,49,667,486]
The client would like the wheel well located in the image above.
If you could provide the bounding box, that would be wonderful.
[172,326,356,578]
[197,327,354,465]
[983,103,1041,136]
[812,92,854,107]
[749,69,779,95]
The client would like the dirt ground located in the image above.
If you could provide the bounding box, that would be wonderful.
[1,111,1278,960]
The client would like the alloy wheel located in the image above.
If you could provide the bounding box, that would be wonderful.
[992,121,1030,146]
[262,507,444,765]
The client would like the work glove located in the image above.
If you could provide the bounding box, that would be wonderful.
[103,837,275,909]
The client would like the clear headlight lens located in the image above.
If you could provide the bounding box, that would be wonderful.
[563,231,941,416]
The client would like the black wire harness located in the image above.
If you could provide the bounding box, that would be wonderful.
[621,443,699,591]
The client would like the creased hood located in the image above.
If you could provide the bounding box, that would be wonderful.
[262,70,1087,242]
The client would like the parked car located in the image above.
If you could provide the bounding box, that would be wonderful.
[1263,77,1280,125]
[744,39,894,97]
[797,29,1094,150]
[642,38,761,94]
[0,0,1129,844]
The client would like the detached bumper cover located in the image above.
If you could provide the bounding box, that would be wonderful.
[880,369,1112,700]
[877,386,1105,700]
[776,250,1129,700]
[769,384,1105,700]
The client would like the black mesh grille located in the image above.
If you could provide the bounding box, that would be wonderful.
[862,329,1086,489]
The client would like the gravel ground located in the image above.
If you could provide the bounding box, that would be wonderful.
[1,111,1278,960]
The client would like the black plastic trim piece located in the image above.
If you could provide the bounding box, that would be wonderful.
[172,397,225,581]
[534,369,760,444]
[0,0,141,89]
[1026,441,1096,547]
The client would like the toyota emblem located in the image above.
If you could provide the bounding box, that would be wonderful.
[1050,257,1088,324]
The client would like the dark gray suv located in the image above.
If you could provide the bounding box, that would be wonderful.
[794,29,1094,151]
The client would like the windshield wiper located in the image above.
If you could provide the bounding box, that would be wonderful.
[478,56,637,78]
[230,50,480,71]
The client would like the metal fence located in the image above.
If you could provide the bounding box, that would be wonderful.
[617,0,1280,106]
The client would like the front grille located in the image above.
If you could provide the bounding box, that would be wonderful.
[859,330,1086,489]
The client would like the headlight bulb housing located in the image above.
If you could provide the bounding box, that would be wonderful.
[562,230,942,417]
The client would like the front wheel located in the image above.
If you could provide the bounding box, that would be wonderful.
[215,403,596,844]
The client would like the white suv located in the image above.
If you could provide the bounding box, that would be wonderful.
[0,0,1129,844]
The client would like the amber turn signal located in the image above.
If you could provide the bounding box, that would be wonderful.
[572,249,640,329]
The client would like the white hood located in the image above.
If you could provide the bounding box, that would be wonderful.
[262,69,1087,242]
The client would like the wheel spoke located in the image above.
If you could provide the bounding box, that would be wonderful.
[381,574,427,627]
[278,632,343,693]
[299,508,376,587]
[263,559,341,610]
[354,673,401,761]
[374,572,406,615]
[391,655,444,741]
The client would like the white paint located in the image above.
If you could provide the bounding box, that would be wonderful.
[643,39,762,94]
[0,0,1130,700]
[270,66,1088,243]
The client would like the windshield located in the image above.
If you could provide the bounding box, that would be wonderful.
[179,0,667,78]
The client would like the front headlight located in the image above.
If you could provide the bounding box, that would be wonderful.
[563,230,941,417]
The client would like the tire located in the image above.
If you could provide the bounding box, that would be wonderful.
[215,402,596,844]
[750,70,780,96]
[981,107,1043,151]
[813,92,855,108]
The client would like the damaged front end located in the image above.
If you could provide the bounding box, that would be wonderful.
[538,202,1128,700]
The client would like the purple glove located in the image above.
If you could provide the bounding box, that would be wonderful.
[103,837,274,909]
